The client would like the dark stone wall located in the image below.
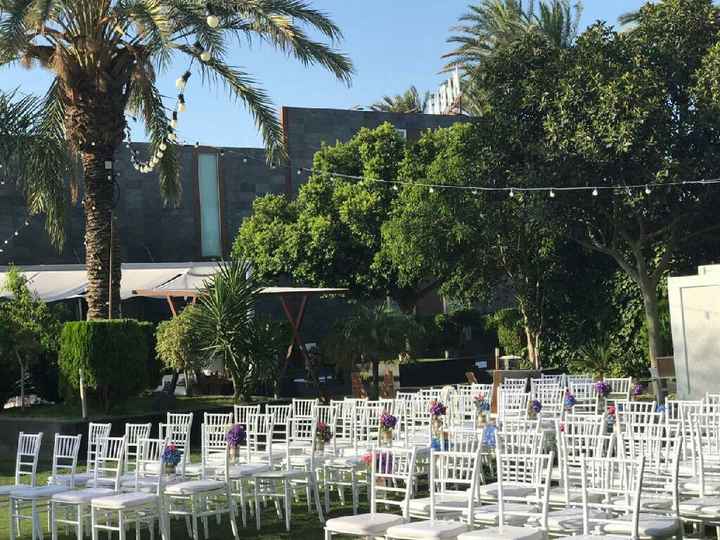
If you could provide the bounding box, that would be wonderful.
[0,145,285,266]
[282,106,470,193]
[0,107,467,267]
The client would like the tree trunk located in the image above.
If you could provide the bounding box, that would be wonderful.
[639,279,665,401]
[15,351,25,410]
[61,67,130,319]
[229,370,242,403]
[372,358,380,400]
[166,370,180,395]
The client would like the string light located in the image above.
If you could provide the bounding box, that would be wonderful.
[177,94,186,113]
[205,2,219,27]
[549,189,556,198]
[645,185,652,195]
[0,217,33,258]
[592,187,598,197]
[509,189,514,198]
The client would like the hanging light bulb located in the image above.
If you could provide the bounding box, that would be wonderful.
[592,187,599,197]
[156,151,164,159]
[549,189,556,198]
[645,185,652,195]
[392,184,399,191]
[200,50,211,62]
[219,150,225,157]
[472,189,478,195]
[509,189,514,198]
[175,70,191,91]
[429,187,435,194]
[177,94,186,113]
[242,157,248,164]
[159,142,167,151]
[206,2,219,27]
[297,169,302,176]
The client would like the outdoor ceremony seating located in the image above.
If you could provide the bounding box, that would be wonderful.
[9,376,720,540]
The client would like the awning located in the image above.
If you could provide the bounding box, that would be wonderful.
[0,262,218,302]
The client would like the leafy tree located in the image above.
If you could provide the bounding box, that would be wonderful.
[0,0,353,319]
[443,0,582,73]
[246,316,291,398]
[322,305,424,399]
[155,304,203,396]
[542,0,720,396]
[0,266,61,408]
[371,86,429,113]
[235,123,440,313]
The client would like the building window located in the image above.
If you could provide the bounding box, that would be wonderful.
[197,153,222,257]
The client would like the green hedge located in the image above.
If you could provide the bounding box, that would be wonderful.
[59,319,150,411]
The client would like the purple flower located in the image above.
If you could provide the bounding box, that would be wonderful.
[530,399,542,414]
[316,421,333,443]
[225,424,246,448]
[429,400,447,417]
[595,381,611,397]
[162,443,182,466]
[563,391,576,410]
[380,412,397,429]
[632,383,644,397]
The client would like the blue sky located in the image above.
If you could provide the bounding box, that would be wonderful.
[0,0,648,148]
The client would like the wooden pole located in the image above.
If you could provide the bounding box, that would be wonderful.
[79,368,87,419]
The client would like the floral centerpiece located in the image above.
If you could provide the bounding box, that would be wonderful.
[316,421,333,450]
[379,412,397,445]
[595,381,611,398]
[474,393,491,426]
[162,443,182,473]
[563,390,576,411]
[429,400,447,438]
[226,424,246,460]
[528,399,542,419]
[606,404,616,433]
[632,383,644,398]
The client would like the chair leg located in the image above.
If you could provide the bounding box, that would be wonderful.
[351,470,359,515]
[191,497,200,540]
[31,500,39,540]
[324,468,331,514]
[226,487,240,540]
[312,475,325,524]
[254,480,262,531]
[76,504,83,540]
[284,479,291,532]
[90,506,98,540]
[9,499,17,540]
[324,528,332,540]
[118,511,126,540]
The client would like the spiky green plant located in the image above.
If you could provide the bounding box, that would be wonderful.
[0,0,353,318]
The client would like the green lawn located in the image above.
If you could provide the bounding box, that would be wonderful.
[0,396,237,421]
[0,458,365,539]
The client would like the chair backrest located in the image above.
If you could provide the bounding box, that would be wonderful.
[616,404,663,435]
[502,378,528,391]
[86,422,112,474]
[532,386,565,419]
[246,413,275,464]
[430,447,483,522]
[567,381,598,414]
[445,427,483,453]
[233,405,260,426]
[369,447,417,518]
[160,412,193,470]
[604,377,632,401]
[497,388,530,424]
[204,412,233,428]
[201,423,231,481]
[135,437,166,494]
[292,398,318,418]
[688,412,720,489]
[495,439,554,531]
[94,436,126,492]
[50,434,82,487]
[499,417,541,433]
[266,404,292,441]
[124,423,151,472]
[496,430,545,455]
[14,432,43,488]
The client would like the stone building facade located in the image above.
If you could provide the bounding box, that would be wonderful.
[0,107,467,267]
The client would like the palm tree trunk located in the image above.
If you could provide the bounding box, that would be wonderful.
[83,150,121,319]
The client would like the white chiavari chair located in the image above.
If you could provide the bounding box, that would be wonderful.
[292,398,318,419]
[568,381,598,415]
[497,388,530,425]
[159,412,193,476]
[324,447,417,539]
[10,435,80,540]
[266,404,292,442]
[0,432,43,501]
[51,436,126,540]
[123,423,151,474]
[233,404,260,426]
[164,424,240,540]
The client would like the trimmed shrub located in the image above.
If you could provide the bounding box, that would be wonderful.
[59,319,149,411]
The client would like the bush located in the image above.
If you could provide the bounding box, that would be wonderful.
[59,319,150,411]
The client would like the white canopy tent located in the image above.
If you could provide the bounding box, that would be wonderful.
[0,262,220,302]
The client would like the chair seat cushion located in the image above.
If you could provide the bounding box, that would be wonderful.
[11,485,70,499]
[0,484,21,496]
[386,520,468,539]
[164,479,225,495]
[52,488,114,504]
[598,514,681,537]
[680,478,720,494]
[540,487,601,505]
[480,482,534,500]
[410,492,469,514]
[462,504,534,526]
[48,473,90,487]
[92,492,158,509]
[540,508,611,532]
[325,513,404,535]
[561,536,628,540]
[611,495,673,512]
[458,525,545,540]
[680,496,720,516]
[324,456,366,468]
[253,469,307,480]
[228,463,271,477]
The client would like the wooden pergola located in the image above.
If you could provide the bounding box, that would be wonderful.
[133,286,348,387]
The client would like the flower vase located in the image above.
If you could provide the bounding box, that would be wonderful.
[316,439,325,452]
[431,417,443,438]
[229,446,237,463]
[164,464,176,476]
[380,428,393,447]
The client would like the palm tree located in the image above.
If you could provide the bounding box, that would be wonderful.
[0,1,353,319]
[443,0,582,73]
[371,86,430,113]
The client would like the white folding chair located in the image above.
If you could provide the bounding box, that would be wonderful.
[292,398,318,418]
[233,404,260,426]
[123,423,151,473]
[0,432,43,498]
[159,412,193,475]
[266,404,292,442]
